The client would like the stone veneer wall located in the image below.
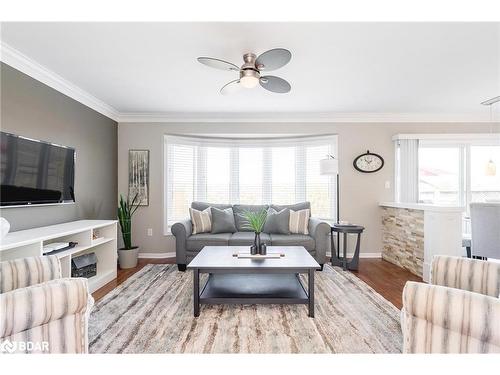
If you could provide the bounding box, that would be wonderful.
[381,207,424,277]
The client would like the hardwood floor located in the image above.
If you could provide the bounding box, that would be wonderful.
[92,257,421,309]
[352,258,422,309]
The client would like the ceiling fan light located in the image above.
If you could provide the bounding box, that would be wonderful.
[239,69,260,89]
[240,75,259,88]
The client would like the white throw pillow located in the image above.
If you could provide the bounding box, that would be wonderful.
[189,207,212,234]
[289,209,310,235]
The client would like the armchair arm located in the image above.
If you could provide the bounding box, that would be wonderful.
[0,277,92,339]
[308,217,330,264]
[431,256,500,297]
[0,255,61,293]
[402,281,500,353]
[171,219,193,265]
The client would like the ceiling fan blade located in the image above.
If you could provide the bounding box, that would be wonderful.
[220,79,242,95]
[259,76,291,93]
[197,57,240,71]
[255,48,291,71]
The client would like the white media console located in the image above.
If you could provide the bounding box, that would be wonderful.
[0,220,117,293]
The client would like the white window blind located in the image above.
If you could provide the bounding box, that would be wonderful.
[164,135,338,231]
[271,147,296,205]
[395,139,419,203]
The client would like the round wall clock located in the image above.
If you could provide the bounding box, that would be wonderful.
[353,150,384,173]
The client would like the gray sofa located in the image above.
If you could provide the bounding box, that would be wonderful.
[171,201,330,271]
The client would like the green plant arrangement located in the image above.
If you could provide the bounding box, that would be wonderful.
[240,209,268,255]
[240,209,268,233]
[117,193,140,250]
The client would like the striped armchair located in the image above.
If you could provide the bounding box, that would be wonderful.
[0,256,93,354]
[402,256,500,353]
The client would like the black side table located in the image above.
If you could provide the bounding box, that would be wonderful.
[330,224,365,271]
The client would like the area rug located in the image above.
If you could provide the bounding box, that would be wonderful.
[88,264,402,353]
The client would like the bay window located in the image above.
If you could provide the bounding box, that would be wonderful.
[164,135,338,232]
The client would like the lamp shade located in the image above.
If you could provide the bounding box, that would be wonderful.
[485,159,497,176]
[320,158,339,175]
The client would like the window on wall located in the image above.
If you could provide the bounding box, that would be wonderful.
[205,147,231,203]
[239,148,263,205]
[470,145,500,203]
[166,144,195,223]
[271,147,296,205]
[417,141,500,207]
[164,135,337,230]
[395,136,500,208]
[418,146,462,205]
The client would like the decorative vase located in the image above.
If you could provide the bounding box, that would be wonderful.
[0,217,10,238]
[260,243,267,255]
[118,246,139,269]
[250,245,258,255]
[254,232,261,254]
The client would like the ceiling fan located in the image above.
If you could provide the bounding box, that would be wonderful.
[197,48,292,95]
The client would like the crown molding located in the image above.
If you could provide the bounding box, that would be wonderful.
[116,111,495,123]
[0,42,120,121]
[1,42,497,125]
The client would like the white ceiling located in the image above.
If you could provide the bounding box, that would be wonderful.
[1,22,499,121]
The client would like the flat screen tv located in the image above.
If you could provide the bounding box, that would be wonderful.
[0,132,75,206]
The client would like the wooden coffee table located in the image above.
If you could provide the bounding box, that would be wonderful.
[187,246,320,318]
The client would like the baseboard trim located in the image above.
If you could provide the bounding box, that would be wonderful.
[326,252,381,258]
[138,252,176,259]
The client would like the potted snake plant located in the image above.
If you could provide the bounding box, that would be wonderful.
[240,209,268,255]
[117,193,140,269]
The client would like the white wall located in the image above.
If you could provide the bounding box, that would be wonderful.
[118,122,499,258]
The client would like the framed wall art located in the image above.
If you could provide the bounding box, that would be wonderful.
[128,149,149,206]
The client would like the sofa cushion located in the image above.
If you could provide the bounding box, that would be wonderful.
[228,232,271,246]
[191,201,232,211]
[186,233,232,251]
[270,234,315,251]
[232,204,269,231]
[289,208,311,235]
[263,208,290,234]
[211,207,237,234]
[189,207,212,234]
[271,202,311,212]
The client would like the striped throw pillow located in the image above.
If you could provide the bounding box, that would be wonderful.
[189,207,212,234]
[289,209,310,235]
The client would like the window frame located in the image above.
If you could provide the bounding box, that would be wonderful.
[163,134,338,235]
[394,135,500,212]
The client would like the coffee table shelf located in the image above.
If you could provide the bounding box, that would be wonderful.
[199,273,309,304]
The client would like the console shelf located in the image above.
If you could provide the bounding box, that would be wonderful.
[0,220,117,293]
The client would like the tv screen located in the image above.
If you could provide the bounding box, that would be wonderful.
[0,132,75,206]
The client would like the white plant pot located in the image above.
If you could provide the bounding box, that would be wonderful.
[0,217,10,238]
[118,246,139,269]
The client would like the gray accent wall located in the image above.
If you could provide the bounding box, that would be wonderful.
[118,121,499,257]
[0,63,118,231]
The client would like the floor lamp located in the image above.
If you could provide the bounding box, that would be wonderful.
[320,156,340,257]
